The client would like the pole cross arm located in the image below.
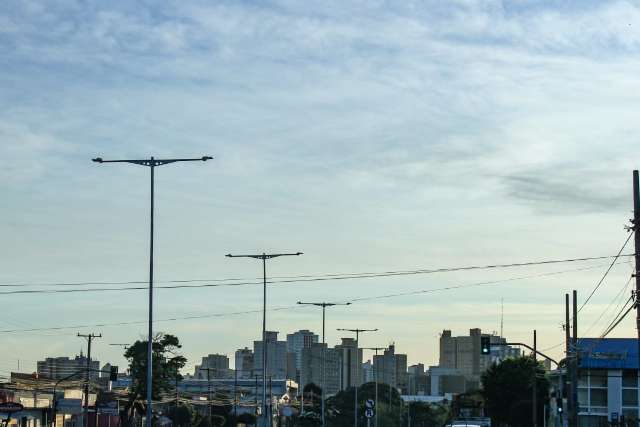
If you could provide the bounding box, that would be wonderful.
[92,156,212,166]
[226,252,303,259]
[297,301,351,307]
[491,342,559,366]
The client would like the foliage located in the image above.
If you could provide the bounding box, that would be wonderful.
[326,382,403,427]
[481,356,550,427]
[119,333,187,426]
[235,412,256,425]
[195,416,213,427]
[404,401,450,427]
[166,404,194,427]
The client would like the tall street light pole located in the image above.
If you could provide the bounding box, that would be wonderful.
[336,328,378,427]
[92,155,212,427]
[362,347,385,427]
[226,252,303,427]
[296,301,351,427]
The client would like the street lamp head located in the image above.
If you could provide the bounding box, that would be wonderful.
[346,302,352,305]
[92,157,104,163]
[225,254,233,257]
[297,301,303,305]
[202,156,213,161]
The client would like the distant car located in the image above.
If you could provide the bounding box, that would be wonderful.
[445,424,482,427]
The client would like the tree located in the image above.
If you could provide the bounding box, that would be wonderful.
[481,356,550,427]
[326,382,403,427]
[120,333,187,426]
[404,401,450,427]
[166,403,194,427]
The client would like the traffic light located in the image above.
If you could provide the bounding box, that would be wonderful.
[109,365,118,381]
[556,397,563,414]
[480,336,491,355]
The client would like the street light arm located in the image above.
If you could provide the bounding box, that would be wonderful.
[91,156,213,167]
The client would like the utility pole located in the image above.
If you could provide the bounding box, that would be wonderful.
[337,328,378,427]
[565,293,571,427]
[197,367,215,420]
[363,347,385,427]
[226,252,303,427]
[632,170,640,373]
[297,301,351,427]
[78,333,101,427]
[572,290,578,425]
[234,367,238,419]
[93,155,212,427]
[533,330,537,427]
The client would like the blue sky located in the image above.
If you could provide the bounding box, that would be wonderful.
[1,0,640,375]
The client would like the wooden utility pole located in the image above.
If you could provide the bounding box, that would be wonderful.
[633,170,640,373]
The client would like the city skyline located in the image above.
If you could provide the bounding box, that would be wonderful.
[2,0,640,384]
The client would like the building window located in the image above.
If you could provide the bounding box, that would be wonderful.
[590,372,607,388]
[622,408,638,421]
[589,388,607,408]
[578,389,588,407]
[623,370,639,388]
[623,389,638,407]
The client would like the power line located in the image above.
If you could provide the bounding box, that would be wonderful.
[583,275,633,337]
[0,262,615,335]
[600,298,635,338]
[577,233,633,313]
[0,254,634,296]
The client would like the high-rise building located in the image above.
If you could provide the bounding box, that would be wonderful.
[336,338,363,390]
[253,331,288,379]
[300,343,341,396]
[286,330,318,379]
[407,363,429,395]
[362,360,374,383]
[439,328,520,385]
[194,354,231,379]
[235,347,254,379]
[372,344,408,393]
[37,353,100,380]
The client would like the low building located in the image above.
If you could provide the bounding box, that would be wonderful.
[574,338,639,424]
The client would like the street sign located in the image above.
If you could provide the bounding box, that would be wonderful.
[0,402,24,413]
[365,408,375,418]
[365,399,375,409]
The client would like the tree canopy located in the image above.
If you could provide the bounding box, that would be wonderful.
[481,356,550,427]
[120,333,187,426]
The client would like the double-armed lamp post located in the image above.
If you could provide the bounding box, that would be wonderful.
[296,301,351,427]
[226,252,303,427]
[92,155,212,426]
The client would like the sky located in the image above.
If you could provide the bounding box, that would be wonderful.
[1,0,640,376]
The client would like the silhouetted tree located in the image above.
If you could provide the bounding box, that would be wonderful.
[482,356,549,427]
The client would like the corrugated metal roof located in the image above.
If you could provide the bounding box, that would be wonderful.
[577,338,639,370]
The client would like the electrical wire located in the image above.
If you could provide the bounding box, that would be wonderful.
[582,275,634,337]
[0,254,634,290]
[0,254,634,296]
[0,262,615,335]
[577,233,633,313]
